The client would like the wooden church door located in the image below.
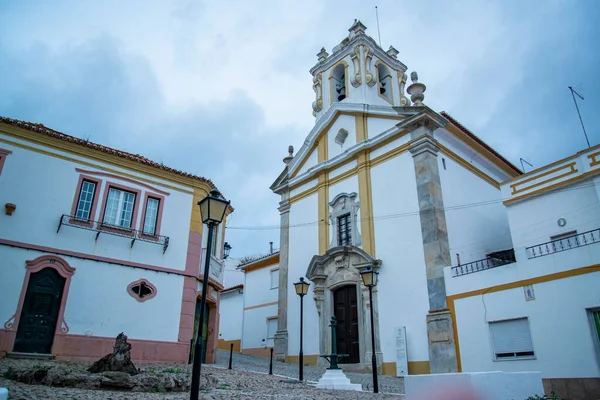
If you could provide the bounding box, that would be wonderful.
[14,268,65,354]
[333,285,360,363]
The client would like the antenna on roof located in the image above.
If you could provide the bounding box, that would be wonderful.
[520,158,533,173]
[375,6,382,47]
[568,86,590,148]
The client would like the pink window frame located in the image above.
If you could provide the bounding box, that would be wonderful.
[99,181,142,235]
[126,278,158,302]
[0,148,13,176]
[139,192,165,239]
[70,175,102,227]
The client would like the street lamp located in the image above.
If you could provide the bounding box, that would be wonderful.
[294,277,310,381]
[360,266,379,393]
[223,242,232,259]
[190,189,230,400]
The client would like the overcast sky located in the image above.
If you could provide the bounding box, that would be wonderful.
[1,0,599,269]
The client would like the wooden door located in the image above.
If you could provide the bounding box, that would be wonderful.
[14,268,65,354]
[333,285,360,363]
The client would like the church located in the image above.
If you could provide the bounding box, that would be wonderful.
[270,20,523,375]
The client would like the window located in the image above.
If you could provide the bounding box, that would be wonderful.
[103,187,136,228]
[377,63,392,101]
[75,180,97,221]
[127,279,157,302]
[142,197,160,235]
[489,318,535,360]
[589,308,600,363]
[332,64,346,102]
[270,269,279,289]
[337,213,352,246]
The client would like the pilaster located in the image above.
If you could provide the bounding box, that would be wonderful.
[274,193,290,361]
[409,122,458,373]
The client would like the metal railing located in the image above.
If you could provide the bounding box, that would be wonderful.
[526,228,600,259]
[57,214,169,253]
[451,249,516,277]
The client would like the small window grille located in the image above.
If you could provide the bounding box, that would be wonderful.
[337,213,352,246]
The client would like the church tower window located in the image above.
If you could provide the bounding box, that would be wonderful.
[377,63,392,102]
[337,213,352,246]
[332,64,347,102]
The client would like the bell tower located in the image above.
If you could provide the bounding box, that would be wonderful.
[310,20,411,120]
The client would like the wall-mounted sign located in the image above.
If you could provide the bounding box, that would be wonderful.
[523,285,535,301]
[395,326,408,377]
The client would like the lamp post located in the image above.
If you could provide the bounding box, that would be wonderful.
[360,267,379,393]
[293,277,310,381]
[190,189,230,400]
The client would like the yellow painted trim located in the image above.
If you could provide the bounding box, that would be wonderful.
[503,170,598,205]
[240,254,280,273]
[284,354,319,366]
[242,347,274,358]
[357,149,376,256]
[371,143,410,167]
[588,151,600,167]
[328,168,357,187]
[510,162,578,195]
[437,143,500,189]
[266,315,278,321]
[355,114,367,143]
[244,301,278,311]
[329,60,349,106]
[408,361,431,375]
[381,362,396,376]
[317,131,328,163]
[290,145,317,179]
[217,339,241,352]
[444,124,522,178]
[318,172,329,254]
[189,187,209,234]
[0,137,196,195]
[288,186,318,205]
[0,125,214,193]
[447,264,600,373]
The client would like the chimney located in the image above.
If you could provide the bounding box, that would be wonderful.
[269,242,273,254]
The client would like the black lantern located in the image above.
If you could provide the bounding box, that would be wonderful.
[294,277,310,381]
[190,189,229,400]
[360,266,379,393]
[223,242,232,259]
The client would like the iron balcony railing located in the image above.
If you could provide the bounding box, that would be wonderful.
[526,228,600,259]
[451,249,516,277]
[57,214,169,253]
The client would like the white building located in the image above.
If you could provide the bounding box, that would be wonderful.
[445,145,600,398]
[217,284,244,352]
[270,20,522,376]
[238,253,280,357]
[0,116,232,364]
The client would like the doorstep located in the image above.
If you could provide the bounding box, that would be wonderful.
[6,352,55,360]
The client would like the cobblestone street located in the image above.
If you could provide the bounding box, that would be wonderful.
[0,355,405,399]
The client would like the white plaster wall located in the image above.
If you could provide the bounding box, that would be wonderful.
[367,117,401,141]
[297,149,318,177]
[244,264,279,308]
[287,193,320,356]
[327,115,357,160]
[242,304,278,350]
[290,178,318,198]
[219,290,243,341]
[504,179,600,250]
[329,159,356,180]
[0,139,192,270]
[453,272,600,378]
[369,135,410,160]
[439,154,512,265]
[0,246,183,342]
[370,153,431,364]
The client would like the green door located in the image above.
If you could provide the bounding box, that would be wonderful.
[189,299,210,364]
[14,268,65,354]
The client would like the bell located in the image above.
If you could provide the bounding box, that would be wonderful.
[337,86,346,101]
[379,80,386,95]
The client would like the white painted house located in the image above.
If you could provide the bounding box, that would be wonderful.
[217,284,244,352]
[0,116,232,364]
[445,145,600,398]
[270,20,522,376]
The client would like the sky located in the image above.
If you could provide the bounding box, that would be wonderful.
[1,0,599,275]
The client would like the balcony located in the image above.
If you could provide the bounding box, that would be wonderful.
[57,214,169,253]
[451,249,516,277]
[526,228,600,259]
[201,248,224,286]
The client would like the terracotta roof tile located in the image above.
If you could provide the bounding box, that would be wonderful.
[220,284,244,293]
[0,116,234,209]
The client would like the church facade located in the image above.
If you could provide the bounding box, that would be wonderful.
[0,117,232,364]
[270,21,522,375]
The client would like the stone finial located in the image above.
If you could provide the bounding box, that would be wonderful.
[387,46,399,59]
[407,71,426,106]
[317,47,329,62]
[283,145,294,165]
[348,19,367,36]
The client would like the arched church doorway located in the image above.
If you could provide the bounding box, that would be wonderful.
[14,268,65,354]
[333,285,359,363]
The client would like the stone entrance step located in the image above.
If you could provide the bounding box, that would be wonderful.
[6,352,55,360]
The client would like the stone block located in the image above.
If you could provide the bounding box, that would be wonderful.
[315,369,362,391]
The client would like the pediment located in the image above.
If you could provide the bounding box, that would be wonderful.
[305,245,381,281]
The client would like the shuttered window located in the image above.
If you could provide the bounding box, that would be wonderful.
[489,318,535,360]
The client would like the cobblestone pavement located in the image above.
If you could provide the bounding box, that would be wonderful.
[0,357,405,399]
[213,350,405,395]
